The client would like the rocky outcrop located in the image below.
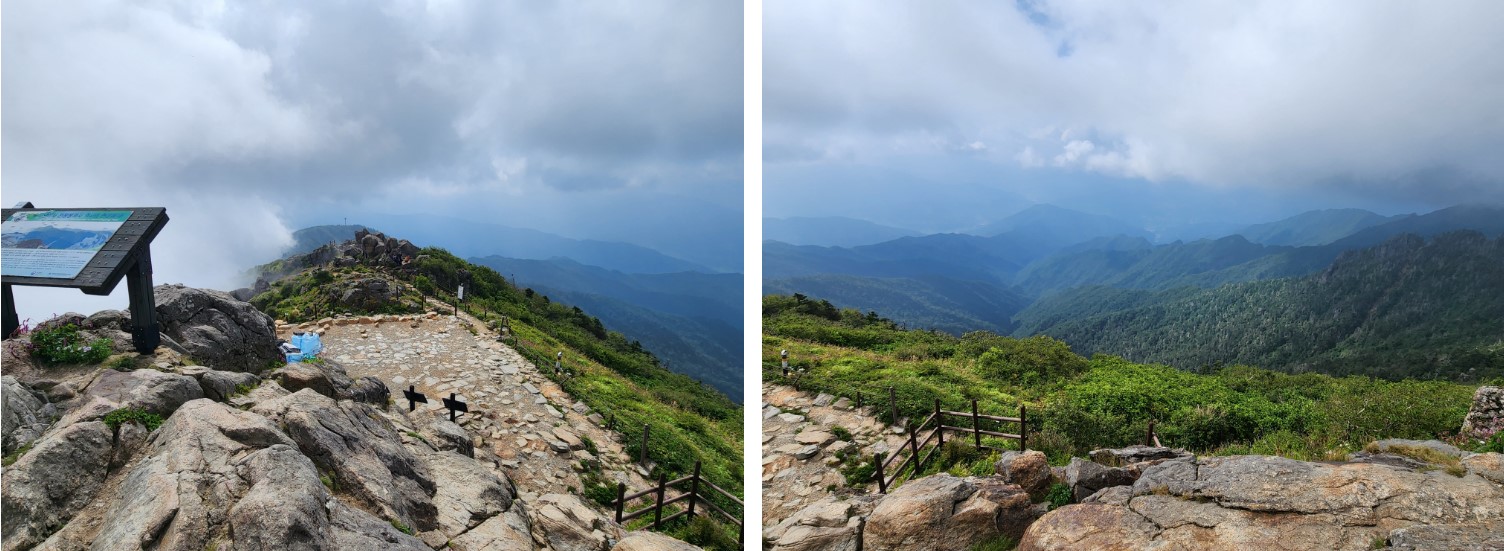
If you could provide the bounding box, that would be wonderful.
[153,284,281,371]
[863,474,1043,551]
[0,421,114,550]
[339,277,401,311]
[2,375,56,454]
[764,494,877,551]
[1020,453,1504,551]
[53,368,203,429]
[612,531,705,551]
[270,358,389,405]
[994,450,1051,500]
[1461,385,1503,440]
[1062,457,1137,502]
[531,493,622,551]
[252,389,439,532]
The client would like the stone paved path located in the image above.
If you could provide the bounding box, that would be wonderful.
[280,305,651,506]
[761,383,910,529]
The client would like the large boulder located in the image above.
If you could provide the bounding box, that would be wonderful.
[1021,454,1504,551]
[1,375,56,454]
[153,284,280,371]
[0,421,114,551]
[427,450,518,538]
[863,474,1042,551]
[765,494,877,551]
[612,531,704,551]
[270,358,389,405]
[1063,457,1136,501]
[531,493,622,551]
[53,368,203,429]
[252,389,438,532]
[339,277,401,311]
[995,450,1052,500]
[1461,386,1503,441]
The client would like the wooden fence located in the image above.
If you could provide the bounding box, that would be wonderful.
[614,460,744,544]
[870,397,1028,493]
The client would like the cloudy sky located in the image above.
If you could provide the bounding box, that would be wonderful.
[3,0,742,321]
[765,1,1504,234]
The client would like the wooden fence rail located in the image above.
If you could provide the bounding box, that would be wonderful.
[871,397,1028,493]
[614,460,744,544]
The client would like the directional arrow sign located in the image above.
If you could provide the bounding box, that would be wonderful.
[403,385,428,412]
[442,392,468,422]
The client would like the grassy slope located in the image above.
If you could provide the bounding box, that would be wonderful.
[764,294,1488,467]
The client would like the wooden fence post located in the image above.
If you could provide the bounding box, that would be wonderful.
[1020,404,1028,451]
[907,423,921,478]
[971,399,982,449]
[856,391,863,409]
[640,424,650,466]
[688,460,702,518]
[615,482,625,523]
[889,386,898,426]
[1146,420,1156,447]
[652,472,667,529]
[874,452,887,494]
[934,399,944,448]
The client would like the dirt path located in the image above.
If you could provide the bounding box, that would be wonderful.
[761,383,910,529]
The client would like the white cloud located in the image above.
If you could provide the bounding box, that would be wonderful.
[765,1,1504,200]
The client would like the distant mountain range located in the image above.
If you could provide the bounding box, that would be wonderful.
[763,216,919,247]
[766,203,1504,380]
[350,214,714,274]
[469,256,742,397]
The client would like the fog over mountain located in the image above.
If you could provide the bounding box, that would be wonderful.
[3,1,742,322]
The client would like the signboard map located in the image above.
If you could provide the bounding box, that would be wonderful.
[2,210,132,279]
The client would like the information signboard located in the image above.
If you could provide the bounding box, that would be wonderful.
[2,206,169,353]
[3,210,133,279]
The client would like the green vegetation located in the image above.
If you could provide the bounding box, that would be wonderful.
[969,535,1018,551]
[1044,483,1072,510]
[28,323,113,365]
[670,516,740,551]
[389,519,413,536]
[1017,232,1504,382]
[2,443,35,467]
[106,354,140,371]
[103,408,164,432]
[766,294,1480,463]
[1366,442,1466,477]
[251,245,742,511]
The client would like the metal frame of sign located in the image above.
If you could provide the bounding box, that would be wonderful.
[2,206,170,353]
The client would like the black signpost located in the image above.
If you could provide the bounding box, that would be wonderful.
[403,385,428,412]
[442,392,468,422]
[2,206,169,354]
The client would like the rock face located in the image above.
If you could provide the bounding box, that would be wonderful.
[764,494,878,551]
[153,284,281,371]
[1020,454,1504,551]
[0,421,114,550]
[339,276,401,310]
[271,358,389,404]
[1,375,55,454]
[531,493,622,551]
[995,450,1052,500]
[863,474,1042,551]
[253,389,439,532]
[613,531,704,551]
[1461,386,1503,440]
[1063,457,1136,501]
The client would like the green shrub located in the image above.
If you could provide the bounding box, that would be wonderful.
[389,519,413,535]
[103,408,164,431]
[1045,482,1072,510]
[969,535,1018,551]
[674,515,739,551]
[29,323,112,365]
[2,443,35,467]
